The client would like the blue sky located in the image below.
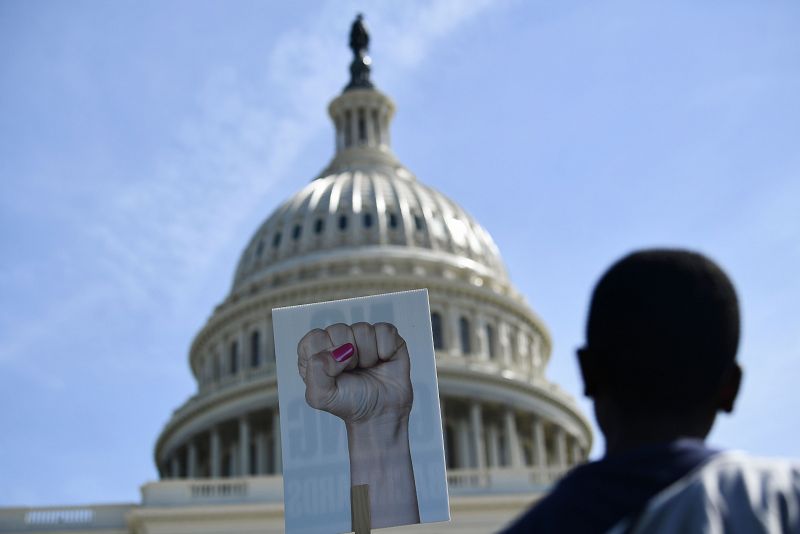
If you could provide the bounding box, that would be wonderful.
[1,0,798,506]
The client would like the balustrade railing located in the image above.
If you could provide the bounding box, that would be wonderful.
[446,465,567,493]
[0,466,566,531]
[0,504,132,532]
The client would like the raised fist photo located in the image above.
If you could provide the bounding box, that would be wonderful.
[297,322,420,529]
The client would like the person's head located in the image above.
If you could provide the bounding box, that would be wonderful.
[578,248,742,447]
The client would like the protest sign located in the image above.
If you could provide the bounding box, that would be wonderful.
[274,289,450,533]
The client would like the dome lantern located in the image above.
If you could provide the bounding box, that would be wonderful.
[321,15,399,177]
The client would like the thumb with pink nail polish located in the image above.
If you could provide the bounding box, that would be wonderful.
[332,342,354,362]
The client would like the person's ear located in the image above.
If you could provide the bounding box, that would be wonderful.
[577,347,601,398]
[717,362,742,414]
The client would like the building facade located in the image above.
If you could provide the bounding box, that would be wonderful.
[0,17,591,534]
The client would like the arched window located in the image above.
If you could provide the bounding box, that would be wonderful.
[250,442,258,475]
[372,109,381,143]
[250,330,260,368]
[344,109,352,146]
[357,108,367,142]
[486,324,496,359]
[498,433,508,466]
[314,219,324,234]
[229,341,238,375]
[338,214,348,230]
[459,316,471,355]
[202,357,211,385]
[431,312,444,350]
[363,213,373,228]
[444,423,457,469]
[222,452,233,477]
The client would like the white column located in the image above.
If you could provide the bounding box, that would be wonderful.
[210,427,221,478]
[532,417,548,470]
[499,323,512,366]
[531,334,544,373]
[255,431,268,475]
[455,418,471,469]
[378,107,386,146]
[383,107,391,146]
[555,427,568,469]
[365,106,376,146]
[170,454,180,479]
[272,409,282,474]
[187,441,198,478]
[475,313,489,360]
[469,403,486,470]
[349,106,358,147]
[374,109,383,147]
[503,409,523,468]
[487,425,500,467]
[518,328,531,373]
[239,416,251,476]
[373,109,381,146]
[446,304,460,356]
[508,324,519,368]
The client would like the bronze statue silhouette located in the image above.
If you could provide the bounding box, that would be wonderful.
[346,14,374,91]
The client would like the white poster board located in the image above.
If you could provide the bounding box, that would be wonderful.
[273,289,450,534]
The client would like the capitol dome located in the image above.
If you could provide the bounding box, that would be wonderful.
[232,87,509,297]
[233,164,509,292]
[149,16,592,533]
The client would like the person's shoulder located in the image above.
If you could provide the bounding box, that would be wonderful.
[498,462,606,533]
[713,450,800,472]
[686,450,800,496]
[617,451,800,534]
[499,441,726,534]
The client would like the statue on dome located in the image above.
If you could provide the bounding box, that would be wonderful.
[345,14,374,91]
[349,13,369,55]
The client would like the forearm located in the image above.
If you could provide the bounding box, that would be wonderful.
[346,413,420,528]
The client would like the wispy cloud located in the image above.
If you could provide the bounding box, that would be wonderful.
[71,0,504,309]
[0,0,502,368]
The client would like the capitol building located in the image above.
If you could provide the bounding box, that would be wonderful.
[0,17,592,534]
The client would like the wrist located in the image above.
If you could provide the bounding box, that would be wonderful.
[346,413,411,481]
[345,413,419,528]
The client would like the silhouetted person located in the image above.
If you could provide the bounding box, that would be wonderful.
[502,249,800,533]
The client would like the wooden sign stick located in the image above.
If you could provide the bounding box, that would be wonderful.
[351,484,371,534]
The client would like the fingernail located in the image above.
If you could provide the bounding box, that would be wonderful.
[332,343,354,362]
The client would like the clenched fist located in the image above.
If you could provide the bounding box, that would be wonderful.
[297,322,413,423]
[297,322,420,529]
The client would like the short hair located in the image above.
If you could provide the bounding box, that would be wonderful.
[586,249,740,413]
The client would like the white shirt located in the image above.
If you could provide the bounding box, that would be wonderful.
[609,452,800,534]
